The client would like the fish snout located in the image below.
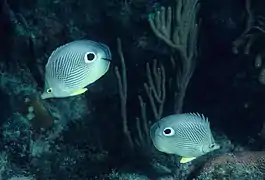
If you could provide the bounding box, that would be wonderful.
[41,92,53,99]
[212,143,220,150]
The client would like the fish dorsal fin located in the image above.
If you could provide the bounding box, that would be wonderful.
[185,112,214,142]
[46,43,69,67]
[184,112,210,126]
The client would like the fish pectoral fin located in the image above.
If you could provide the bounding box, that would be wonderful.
[70,88,88,96]
[180,157,196,163]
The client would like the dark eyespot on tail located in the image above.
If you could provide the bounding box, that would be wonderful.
[163,127,175,136]
[85,52,97,63]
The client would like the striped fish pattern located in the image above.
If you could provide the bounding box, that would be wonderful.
[41,40,111,99]
[150,113,220,163]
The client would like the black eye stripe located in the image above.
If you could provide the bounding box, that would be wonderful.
[47,88,52,93]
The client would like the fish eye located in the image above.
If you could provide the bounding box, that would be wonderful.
[47,88,52,93]
[209,144,215,148]
[84,52,97,63]
[162,127,175,136]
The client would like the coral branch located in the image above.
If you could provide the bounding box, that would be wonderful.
[135,60,166,148]
[115,38,134,149]
[149,0,199,113]
[144,60,166,120]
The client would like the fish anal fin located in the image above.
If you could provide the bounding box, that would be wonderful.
[70,88,88,96]
[180,157,196,163]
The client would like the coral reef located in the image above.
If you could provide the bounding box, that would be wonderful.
[0,0,265,179]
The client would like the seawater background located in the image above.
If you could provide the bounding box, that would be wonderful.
[0,0,265,179]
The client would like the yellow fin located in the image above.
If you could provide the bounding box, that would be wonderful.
[180,157,196,163]
[70,88,88,96]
